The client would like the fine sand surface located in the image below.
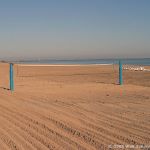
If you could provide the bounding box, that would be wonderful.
[0,63,150,150]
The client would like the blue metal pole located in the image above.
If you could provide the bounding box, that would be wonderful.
[119,60,123,85]
[10,63,14,91]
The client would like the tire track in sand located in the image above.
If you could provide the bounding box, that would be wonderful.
[0,128,20,150]
[0,104,89,150]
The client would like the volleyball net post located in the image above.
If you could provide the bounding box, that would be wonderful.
[119,60,123,85]
[10,63,14,91]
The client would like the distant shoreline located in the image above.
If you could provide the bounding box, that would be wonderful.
[1,58,150,66]
[17,64,113,67]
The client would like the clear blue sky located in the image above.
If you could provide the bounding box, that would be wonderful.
[0,0,150,60]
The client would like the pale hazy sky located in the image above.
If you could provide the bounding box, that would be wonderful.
[0,0,150,60]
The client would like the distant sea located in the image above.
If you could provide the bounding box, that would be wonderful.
[17,58,150,66]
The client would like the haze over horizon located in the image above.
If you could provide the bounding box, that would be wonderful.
[0,0,150,60]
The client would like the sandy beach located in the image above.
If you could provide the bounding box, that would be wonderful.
[0,63,150,150]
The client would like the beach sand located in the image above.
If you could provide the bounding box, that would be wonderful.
[0,63,150,150]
